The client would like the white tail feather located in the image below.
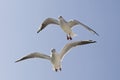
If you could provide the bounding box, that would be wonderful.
[70,32,77,37]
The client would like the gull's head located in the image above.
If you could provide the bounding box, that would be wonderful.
[51,48,56,53]
[58,16,63,19]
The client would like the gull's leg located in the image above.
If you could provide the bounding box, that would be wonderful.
[67,35,69,40]
[55,69,58,72]
[68,33,72,40]
[69,36,72,40]
[59,68,62,71]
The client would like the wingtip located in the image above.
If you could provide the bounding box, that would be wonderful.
[91,30,99,36]
[37,27,43,33]
[37,26,42,33]
[94,31,99,36]
[90,30,100,37]
[15,59,22,63]
[37,31,39,33]
[37,30,40,33]
[93,40,97,43]
[88,40,97,43]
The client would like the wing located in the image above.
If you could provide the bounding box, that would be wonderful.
[68,20,99,36]
[15,52,51,62]
[60,40,96,61]
[37,18,59,33]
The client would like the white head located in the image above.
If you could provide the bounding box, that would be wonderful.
[58,16,63,19]
[51,48,56,53]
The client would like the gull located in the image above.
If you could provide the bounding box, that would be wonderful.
[37,16,99,40]
[15,40,96,72]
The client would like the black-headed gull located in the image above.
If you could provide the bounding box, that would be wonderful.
[37,16,99,40]
[15,40,96,72]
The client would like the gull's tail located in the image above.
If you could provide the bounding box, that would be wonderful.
[70,32,77,37]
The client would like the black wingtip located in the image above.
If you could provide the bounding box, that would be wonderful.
[92,30,99,36]
[88,40,97,43]
[94,31,99,36]
[96,33,100,36]
[93,41,97,43]
[15,59,23,63]
[37,30,40,33]
[37,28,43,33]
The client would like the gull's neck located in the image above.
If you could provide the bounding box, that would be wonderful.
[59,17,67,23]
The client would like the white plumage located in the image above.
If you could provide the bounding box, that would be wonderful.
[15,40,96,72]
[37,16,99,40]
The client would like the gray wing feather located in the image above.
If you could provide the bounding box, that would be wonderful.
[60,40,96,61]
[37,18,59,33]
[68,20,99,36]
[15,52,50,62]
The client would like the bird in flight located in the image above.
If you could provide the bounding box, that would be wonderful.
[15,40,96,72]
[37,16,99,40]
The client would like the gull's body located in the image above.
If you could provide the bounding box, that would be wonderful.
[15,40,96,72]
[37,16,99,40]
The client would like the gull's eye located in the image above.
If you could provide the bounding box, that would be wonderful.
[51,49,55,53]
[59,16,62,19]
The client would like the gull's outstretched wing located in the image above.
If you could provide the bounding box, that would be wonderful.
[37,18,59,33]
[68,20,99,36]
[60,40,96,61]
[15,52,51,62]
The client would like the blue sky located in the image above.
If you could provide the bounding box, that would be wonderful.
[0,0,120,80]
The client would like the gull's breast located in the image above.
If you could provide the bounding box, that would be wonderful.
[51,53,61,70]
[60,23,72,34]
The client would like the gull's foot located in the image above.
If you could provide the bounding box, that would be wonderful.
[59,68,62,71]
[67,35,69,40]
[69,36,72,40]
[67,35,72,40]
[55,69,58,72]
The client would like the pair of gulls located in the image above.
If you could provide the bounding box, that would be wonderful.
[15,16,98,72]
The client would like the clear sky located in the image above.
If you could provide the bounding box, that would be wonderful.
[0,0,120,80]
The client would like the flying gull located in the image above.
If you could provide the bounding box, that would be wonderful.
[37,16,99,40]
[15,40,96,72]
